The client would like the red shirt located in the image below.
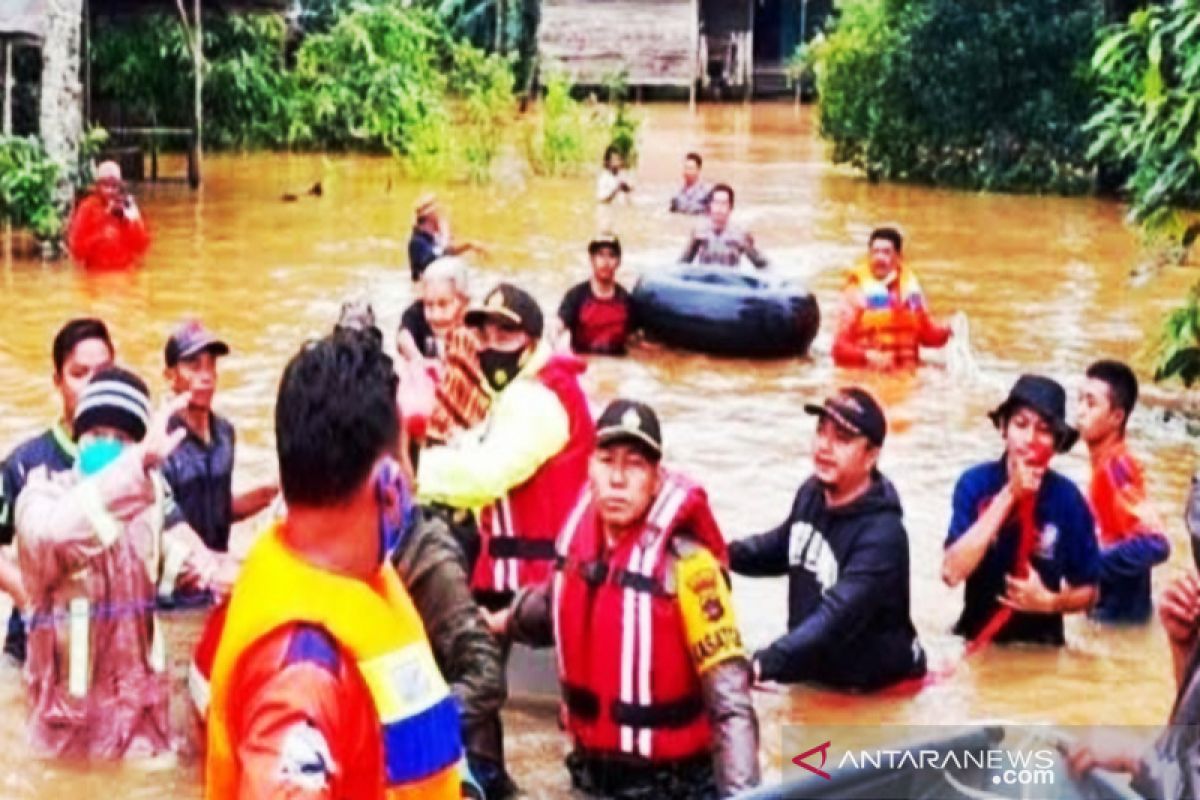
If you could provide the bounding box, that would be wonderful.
[1089,441,1159,547]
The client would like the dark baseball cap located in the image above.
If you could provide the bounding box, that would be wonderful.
[595,399,662,460]
[804,387,887,447]
[164,319,230,367]
[588,233,622,258]
[465,283,544,339]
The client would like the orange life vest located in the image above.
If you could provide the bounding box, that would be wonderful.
[203,524,465,800]
[846,261,929,366]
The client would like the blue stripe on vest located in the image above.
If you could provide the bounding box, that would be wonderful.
[381,694,463,785]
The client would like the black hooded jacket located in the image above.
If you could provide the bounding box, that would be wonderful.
[729,473,925,691]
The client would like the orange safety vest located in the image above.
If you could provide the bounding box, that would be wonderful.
[846,261,929,366]
[204,523,465,800]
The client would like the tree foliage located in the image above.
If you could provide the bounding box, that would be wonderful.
[1088,1,1200,387]
[809,0,1103,193]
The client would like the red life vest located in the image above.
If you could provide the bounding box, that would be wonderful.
[472,355,595,594]
[553,473,728,763]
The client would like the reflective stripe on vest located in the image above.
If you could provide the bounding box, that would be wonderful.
[64,470,169,699]
[554,476,707,761]
[205,523,463,800]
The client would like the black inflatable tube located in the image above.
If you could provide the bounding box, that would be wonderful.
[631,266,820,359]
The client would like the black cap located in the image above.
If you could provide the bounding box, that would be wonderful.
[988,374,1078,453]
[595,399,662,460]
[804,387,887,447]
[74,366,152,442]
[588,233,622,258]
[165,319,230,367]
[465,283,544,339]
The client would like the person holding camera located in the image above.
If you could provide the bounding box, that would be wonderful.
[66,160,150,271]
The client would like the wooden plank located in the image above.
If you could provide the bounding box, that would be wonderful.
[539,0,693,86]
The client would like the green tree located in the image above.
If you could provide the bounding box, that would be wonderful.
[809,0,1102,193]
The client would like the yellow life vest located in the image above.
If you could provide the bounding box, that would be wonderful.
[205,523,464,800]
[847,260,928,363]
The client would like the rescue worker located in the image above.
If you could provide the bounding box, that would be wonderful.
[831,226,952,369]
[0,318,115,663]
[416,283,596,610]
[669,152,713,215]
[730,387,927,691]
[66,160,150,271]
[678,184,768,269]
[490,399,760,799]
[1076,359,1170,623]
[16,367,225,759]
[198,331,474,798]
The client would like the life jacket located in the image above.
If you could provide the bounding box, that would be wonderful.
[472,354,595,594]
[204,523,464,800]
[847,261,928,366]
[553,473,728,763]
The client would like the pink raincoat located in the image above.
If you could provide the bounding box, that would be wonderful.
[16,449,218,759]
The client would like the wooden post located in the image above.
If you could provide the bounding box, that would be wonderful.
[745,0,754,101]
[192,0,202,189]
[3,41,12,137]
[83,0,90,124]
[689,0,698,111]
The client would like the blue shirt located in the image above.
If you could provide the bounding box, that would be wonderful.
[945,456,1100,646]
[408,227,443,282]
[0,423,77,545]
[162,413,236,552]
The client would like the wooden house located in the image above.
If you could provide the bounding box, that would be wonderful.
[537,0,831,98]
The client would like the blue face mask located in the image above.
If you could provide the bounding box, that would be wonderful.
[79,438,125,476]
[374,459,415,566]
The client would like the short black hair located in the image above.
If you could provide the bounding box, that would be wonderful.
[52,318,113,375]
[711,183,735,206]
[869,226,904,253]
[276,330,400,507]
[685,152,703,168]
[1087,359,1138,432]
[604,145,621,162]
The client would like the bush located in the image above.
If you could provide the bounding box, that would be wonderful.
[521,72,599,177]
[810,0,1102,193]
[0,136,62,241]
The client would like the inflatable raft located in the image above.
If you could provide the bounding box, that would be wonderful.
[631,266,820,358]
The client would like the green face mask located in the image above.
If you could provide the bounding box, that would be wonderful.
[78,438,125,476]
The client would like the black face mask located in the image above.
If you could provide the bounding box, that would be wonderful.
[479,347,525,391]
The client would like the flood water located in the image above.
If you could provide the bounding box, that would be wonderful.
[0,102,1196,797]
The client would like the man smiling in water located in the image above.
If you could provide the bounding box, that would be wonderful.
[729,387,927,691]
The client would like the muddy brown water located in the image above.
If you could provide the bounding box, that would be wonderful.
[0,103,1196,797]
